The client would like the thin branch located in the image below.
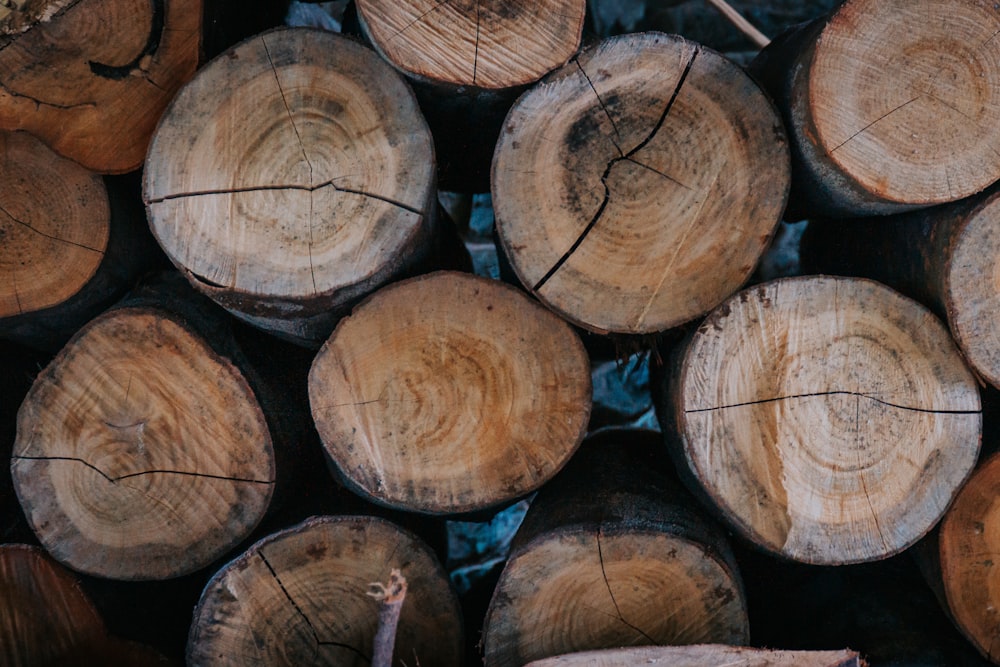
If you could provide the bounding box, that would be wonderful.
[704,0,770,48]
[368,569,408,667]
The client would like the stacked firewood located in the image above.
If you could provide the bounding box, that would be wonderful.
[2,0,999,665]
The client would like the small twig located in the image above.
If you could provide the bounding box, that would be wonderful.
[367,569,408,667]
[704,0,770,48]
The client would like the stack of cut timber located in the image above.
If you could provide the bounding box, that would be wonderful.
[355,0,587,191]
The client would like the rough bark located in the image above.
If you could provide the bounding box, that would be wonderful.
[524,645,864,667]
[0,0,201,174]
[749,0,1000,219]
[187,515,463,666]
[801,185,1000,389]
[482,428,750,667]
[654,275,981,564]
[144,27,441,346]
[493,32,789,335]
[309,270,592,515]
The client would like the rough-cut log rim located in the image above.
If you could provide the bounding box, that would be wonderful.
[356,0,587,89]
[143,26,436,313]
[11,305,276,580]
[186,514,464,666]
[672,275,981,564]
[308,270,592,515]
[492,31,790,335]
[523,644,865,667]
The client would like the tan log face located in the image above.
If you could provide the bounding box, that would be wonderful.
[940,452,1000,662]
[678,277,981,564]
[947,193,1000,389]
[309,271,591,514]
[357,0,586,88]
[11,308,275,580]
[145,28,434,309]
[188,516,463,666]
[483,530,749,667]
[0,131,108,318]
[0,0,200,173]
[810,0,1000,205]
[493,33,789,335]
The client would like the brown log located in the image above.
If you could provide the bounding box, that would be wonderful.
[492,32,789,335]
[144,27,441,346]
[0,543,170,666]
[0,0,201,174]
[0,131,167,352]
[11,279,276,580]
[187,515,463,666]
[524,645,864,667]
[308,270,591,514]
[654,275,981,564]
[801,186,1000,390]
[749,0,1000,219]
[482,428,750,667]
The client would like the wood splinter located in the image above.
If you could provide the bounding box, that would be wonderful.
[368,569,408,667]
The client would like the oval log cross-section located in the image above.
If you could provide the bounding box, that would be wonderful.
[308,271,592,514]
[493,32,789,335]
[663,276,981,564]
[11,308,275,580]
[187,515,463,666]
[144,27,437,345]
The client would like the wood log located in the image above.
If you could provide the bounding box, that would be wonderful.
[748,0,1000,220]
[654,276,982,564]
[308,270,591,514]
[482,428,750,667]
[524,645,863,667]
[0,543,170,666]
[0,0,200,174]
[800,186,1000,390]
[0,131,167,352]
[929,450,1000,663]
[144,27,441,346]
[10,279,276,580]
[492,32,789,335]
[187,514,463,666]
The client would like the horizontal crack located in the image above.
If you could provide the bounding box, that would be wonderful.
[0,202,104,253]
[0,79,96,110]
[685,390,982,415]
[12,455,274,485]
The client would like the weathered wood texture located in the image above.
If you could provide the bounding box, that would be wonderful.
[483,429,749,666]
[11,280,276,580]
[749,0,1000,219]
[801,186,1000,389]
[493,32,789,335]
[309,271,592,515]
[655,276,981,564]
[0,133,167,352]
[144,27,440,346]
[0,0,201,174]
[524,645,863,667]
[188,515,463,666]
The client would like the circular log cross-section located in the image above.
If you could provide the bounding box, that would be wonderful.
[0,130,108,321]
[309,271,591,514]
[11,308,275,580]
[483,429,749,666]
[356,0,586,89]
[188,515,463,666]
[752,0,1000,217]
[524,646,864,667]
[144,28,437,345]
[0,0,200,173]
[938,451,1000,663]
[493,33,789,335]
[662,276,981,564]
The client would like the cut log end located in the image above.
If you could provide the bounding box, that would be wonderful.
[357,0,586,89]
[0,0,72,35]
[0,131,109,319]
[493,32,789,335]
[11,307,275,580]
[671,276,981,564]
[308,271,591,515]
[809,0,1000,207]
